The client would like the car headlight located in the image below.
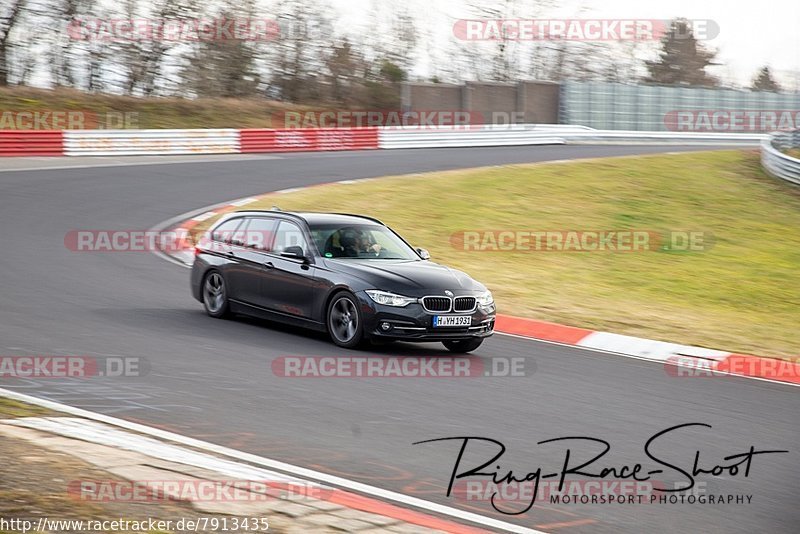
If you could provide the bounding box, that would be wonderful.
[476,291,494,306]
[365,290,418,307]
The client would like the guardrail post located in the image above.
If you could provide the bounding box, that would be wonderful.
[760,129,800,186]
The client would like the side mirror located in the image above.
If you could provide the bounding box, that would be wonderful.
[416,247,431,260]
[281,245,309,262]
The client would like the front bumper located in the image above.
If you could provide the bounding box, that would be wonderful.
[356,292,496,342]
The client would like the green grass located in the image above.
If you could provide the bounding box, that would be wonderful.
[0,86,312,129]
[0,398,50,418]
[198,150,800,358]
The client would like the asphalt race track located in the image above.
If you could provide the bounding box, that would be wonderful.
[1,145,797,533]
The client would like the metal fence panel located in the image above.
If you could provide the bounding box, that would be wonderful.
[560,82,800,131]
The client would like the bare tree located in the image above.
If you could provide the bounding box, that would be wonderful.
[111,0,200,95]
[0,0,27,85]
[267,0,333,102]
[181,1,263,98]
[325,37,360,104]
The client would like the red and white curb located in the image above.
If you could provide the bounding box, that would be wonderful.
[152,185,799,389]
[150,182,363,266]
[0,387,541,534]
[496,316,799,386]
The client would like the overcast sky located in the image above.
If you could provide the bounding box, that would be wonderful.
[562,0,800,85]
[20,0,800,90]
[334,0,800,87]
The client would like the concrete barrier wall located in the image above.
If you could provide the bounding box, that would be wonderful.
[519,82,560,124]
[403,83,463,110]
[465,82,518,123]
[402,81,560,124]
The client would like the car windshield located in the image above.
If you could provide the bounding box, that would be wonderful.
[309,223,419,260]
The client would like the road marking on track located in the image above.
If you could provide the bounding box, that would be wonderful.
[535,519,597,530]
[0,155,284,173]
[0,387,546,534]
[150,181,799,390]
[495,332,799,388]
[230,197,259,207]
[191,211,218,222]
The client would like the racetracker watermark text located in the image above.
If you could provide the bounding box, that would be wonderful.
[272,356,531,378]
[0,111,138,130]
[69,479,332,502]
[274,110,486,129]
[450,230,713,252]
[67,18,280,42]
[0,356,147,378]
[665,110,800,132]
[665,355,799,380]
[453,19,719,41]
[64,230,192,252]
[452,480,735,508]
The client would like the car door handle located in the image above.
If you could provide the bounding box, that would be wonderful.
[263,262,274,269]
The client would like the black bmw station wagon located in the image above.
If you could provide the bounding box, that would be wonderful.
[191,210,495,352]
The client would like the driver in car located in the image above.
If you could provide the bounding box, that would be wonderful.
[340,229,382,257]
[356,231,382,256]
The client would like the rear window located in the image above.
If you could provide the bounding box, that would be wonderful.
[240,217,277,251]
[211,218,243,243]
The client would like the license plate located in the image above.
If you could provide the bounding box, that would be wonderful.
[433,315,472,327]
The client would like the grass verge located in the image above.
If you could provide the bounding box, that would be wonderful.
[0,398,50,418]
[0,86,308,129]
[0,431,281,533]
[0,396,286,533]
[194,150,800,358]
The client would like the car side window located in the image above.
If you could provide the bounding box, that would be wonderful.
[273,221,309,255]
[241,217,277,251]
[211,218,243,243]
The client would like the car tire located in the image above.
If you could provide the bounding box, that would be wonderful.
[327,291,364,349]
[202,270,230,318]
[442,338,484,353]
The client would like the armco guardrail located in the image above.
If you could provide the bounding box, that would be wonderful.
[556,130,766,145]
[0,125,767,157]
[0,130,63,156]
[760,130,800,185]
[378,129,567,149]
[63,129,240,156]
[240,128,378,152]
[378,127,766,149]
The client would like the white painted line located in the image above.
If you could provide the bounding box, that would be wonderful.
[578,331,699,362]
[0,387,545,534]
[673,346,730,361]
[147,157,798,390]
[190,211,217,222]
[230,197,259,207]
[496,332,799,388]
[7,417,306,485]
[0,155,283,173]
